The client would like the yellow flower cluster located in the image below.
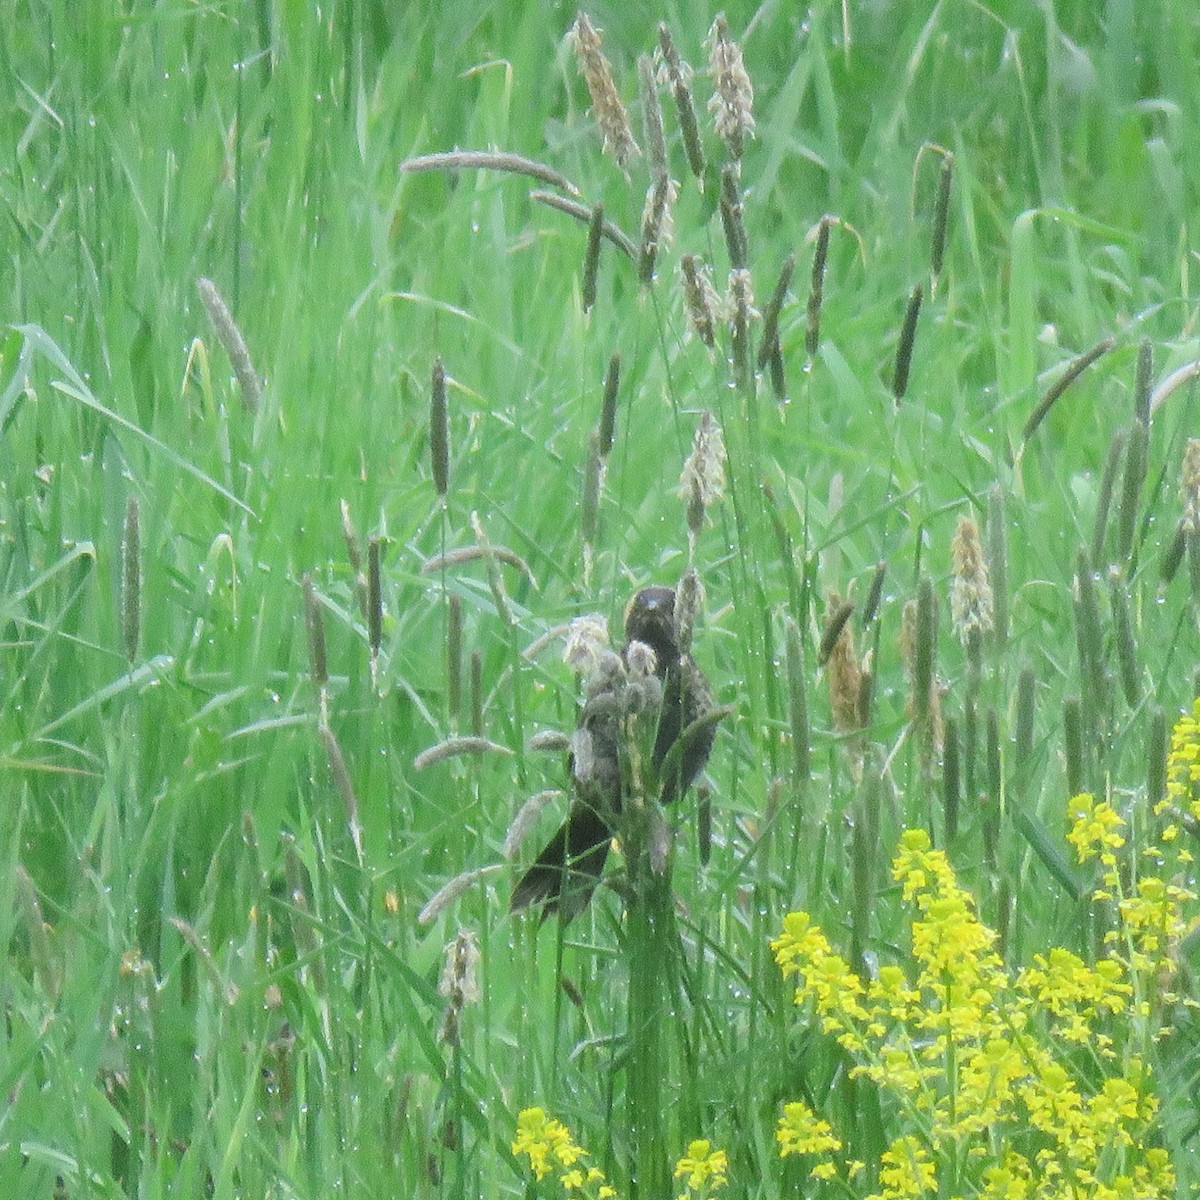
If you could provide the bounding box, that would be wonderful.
[673,1138,728,1199]
[512,1107,616,1198]
[770,828,1177,1197]
[1067,777,1198,1008]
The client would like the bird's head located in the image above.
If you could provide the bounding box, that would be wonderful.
[624,586,679,675]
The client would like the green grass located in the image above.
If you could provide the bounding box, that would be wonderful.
[3,1,1200,1196]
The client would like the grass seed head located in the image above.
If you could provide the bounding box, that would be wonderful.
[598,353,620,457]
[658,23,706,182]
[823,592,862,736]
[568,12,639,169]
[438,927,481,1045]
[638,174,677,286]
[196,276,261,411]
[679,410,727,538]
[950,515,994,645]
[638,53,667,181]
[706,14,754,163]
[806,215,832,357]
[681,255,719,348]
[931,151,954,280]
[892,283,923,400]
[719,166,748,269]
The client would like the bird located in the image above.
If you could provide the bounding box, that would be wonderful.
[510,585,717,921]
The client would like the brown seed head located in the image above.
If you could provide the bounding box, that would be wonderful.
[678,410,727,536]
[949,516,994,645]
[680,255,719,348]
[706,14,754,162]
[824,591,862,734]
[568,13,640,168]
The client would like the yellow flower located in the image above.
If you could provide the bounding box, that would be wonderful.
[871,1135,935,1198]
[673,1138,728,1193]
[1066,792,1125,862]
[776,1101,842,1158]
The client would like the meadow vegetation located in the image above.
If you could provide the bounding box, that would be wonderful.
[3,1,1200,1197]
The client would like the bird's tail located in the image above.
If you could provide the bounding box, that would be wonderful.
[510,800,613,922]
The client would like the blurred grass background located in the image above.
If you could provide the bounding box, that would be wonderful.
[3,0,1200,1196]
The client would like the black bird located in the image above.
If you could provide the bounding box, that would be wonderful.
[511,586,717,920]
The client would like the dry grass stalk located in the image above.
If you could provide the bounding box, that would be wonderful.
[567,13,639,169]
[122,496,140,663]
[680,255,719,348]
[196,276,262,411]
[529,191,635,258]
[430,357,449,498]
[401,150,580,196]
[706,14,754,163]
[891,284,923,400]
[657,23,706,183]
